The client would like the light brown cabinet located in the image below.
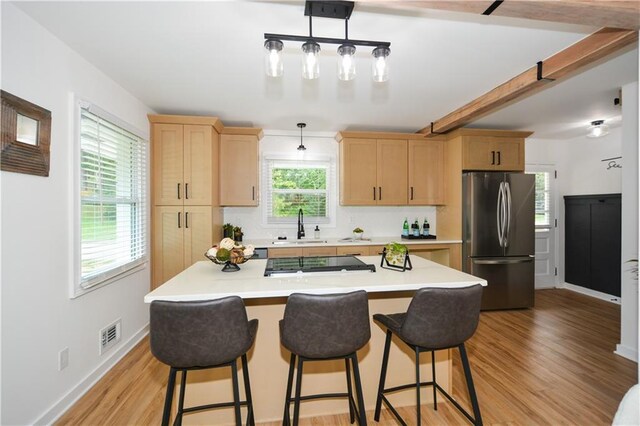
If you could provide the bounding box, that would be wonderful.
[462,135,525,171]
[337,132,444,206]
[408,139,445,205]
[152,205,214,286]
[220,128,263,206]
[152,124,217,206]
[149,114,224,289]
[268,247,303,258]
[336,245,384,256]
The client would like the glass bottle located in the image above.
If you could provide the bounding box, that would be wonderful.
[423,218,430,236]
[413,218,420,237]
[402,218,409,236]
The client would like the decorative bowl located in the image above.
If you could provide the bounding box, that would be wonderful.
[205,248,253,272]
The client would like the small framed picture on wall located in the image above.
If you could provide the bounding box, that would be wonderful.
[1,90,52,177]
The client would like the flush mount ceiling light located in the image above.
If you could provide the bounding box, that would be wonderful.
[587,120,610,138]
[264,0,391,81]
[297,122,307,151]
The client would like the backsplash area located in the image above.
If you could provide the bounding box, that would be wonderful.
[224,205,437,241]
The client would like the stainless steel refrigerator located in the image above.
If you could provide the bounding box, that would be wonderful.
[462,172,535,310]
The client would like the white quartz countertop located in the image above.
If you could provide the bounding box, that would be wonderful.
[244,237,462,248]
[144,256,486,303]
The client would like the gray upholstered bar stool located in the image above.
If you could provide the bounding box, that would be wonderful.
[280,290,371,426]
[373,285,483,425]
[150,296,258,426]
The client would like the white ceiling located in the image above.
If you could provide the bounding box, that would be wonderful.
[12,1,639,139]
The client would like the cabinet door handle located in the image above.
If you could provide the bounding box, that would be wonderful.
[497,151,501,165]
[252,186,255,201]
[178,212,181,228]
[185,212,189,228]
[185,183,189,199]
[491,151,495,165]
[177,183,181,200]
[410,186,414,200]
[379,187,382,200]
[373,187,376,201]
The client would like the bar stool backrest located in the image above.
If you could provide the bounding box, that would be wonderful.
[401,285,483,349]
[150,296,253,368]
[281,290,371,359]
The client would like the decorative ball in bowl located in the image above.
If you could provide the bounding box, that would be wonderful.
[205,238,255,272]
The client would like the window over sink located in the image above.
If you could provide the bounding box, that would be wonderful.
[262,156,336,227]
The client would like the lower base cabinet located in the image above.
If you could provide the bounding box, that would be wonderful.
[152,205,214,288]
[565,194,621,297]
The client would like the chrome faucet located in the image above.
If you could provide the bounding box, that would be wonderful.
[297,208,305,239]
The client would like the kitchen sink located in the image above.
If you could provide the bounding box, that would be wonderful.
[271,240,328,245]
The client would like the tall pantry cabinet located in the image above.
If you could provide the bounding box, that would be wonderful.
[149,115,223,289]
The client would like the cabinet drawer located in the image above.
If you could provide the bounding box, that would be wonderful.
[302,247,337,257]
[268,247,303,258]
[336,246,369,256]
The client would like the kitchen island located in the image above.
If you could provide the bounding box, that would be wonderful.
[145,256,486,424]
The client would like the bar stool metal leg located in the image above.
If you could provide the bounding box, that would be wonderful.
[374,330,392,421]
[241,354,255,426]
[176,370,187,426]
[231,361,242,426]
[431,350,438,411]
[350,353,367,426]
[162,367,177,426]
[283,353,296,426]
[459,343,483,426]
[292,356,305,426]
[345,358,355,423]
[415,348,421,425]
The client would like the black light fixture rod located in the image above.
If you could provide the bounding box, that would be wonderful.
[309,14,313,37]
[264,33,390,48]
[345,18,349,40]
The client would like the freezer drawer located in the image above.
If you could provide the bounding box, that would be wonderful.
[468,256,534,310]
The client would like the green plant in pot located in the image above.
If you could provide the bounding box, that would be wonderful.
[353,227,364,240]
[233,226,243,242]
[223,223,234,239]
[385,242,407,266]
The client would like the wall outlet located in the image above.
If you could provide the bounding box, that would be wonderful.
[58,347,69,371]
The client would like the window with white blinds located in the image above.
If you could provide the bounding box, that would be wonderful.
[263,158,334,225]
[79,106,147,290]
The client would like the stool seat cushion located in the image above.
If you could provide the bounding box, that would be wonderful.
[280,291,370,359]
[372,313,405,335]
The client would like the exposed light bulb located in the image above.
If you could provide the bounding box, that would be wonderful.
[337,44,356,81]
[264,39,283,77]
[587,120,610,138]
[372,46,390,83]
[302,41,320,80]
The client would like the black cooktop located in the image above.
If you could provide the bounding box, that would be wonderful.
[264,255,376,277]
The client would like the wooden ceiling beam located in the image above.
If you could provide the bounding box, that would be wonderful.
[364,1,640,30]
[418,27,638,136]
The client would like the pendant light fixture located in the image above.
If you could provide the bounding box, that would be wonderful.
[587,120,610,138]
[297,122,307,151]
[264,1,391,82]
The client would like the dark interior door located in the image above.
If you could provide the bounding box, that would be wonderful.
[590,197,621,296]
[565,198,591,288]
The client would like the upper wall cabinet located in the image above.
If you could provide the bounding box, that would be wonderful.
[461,134,527,172]
[337,132,445,206]
[408,139,445,205]
[219,127,263,206]
[150,115,222,206]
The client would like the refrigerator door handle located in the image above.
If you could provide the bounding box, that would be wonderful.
[497,182,504,247]
[505,181,512,248]
[472,256,533,265]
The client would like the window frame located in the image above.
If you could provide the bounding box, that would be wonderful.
[72,96,149,298]
[261,154,336,228]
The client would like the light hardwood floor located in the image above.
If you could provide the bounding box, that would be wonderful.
[56,289,637,425]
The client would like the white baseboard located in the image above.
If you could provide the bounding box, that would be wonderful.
[615,344,639,363]
[34,323,150,425]
[558,282,621,305]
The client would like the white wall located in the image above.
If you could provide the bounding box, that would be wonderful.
[223,131,437,241]
[617,81,639,363]
[1,4,153,424]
